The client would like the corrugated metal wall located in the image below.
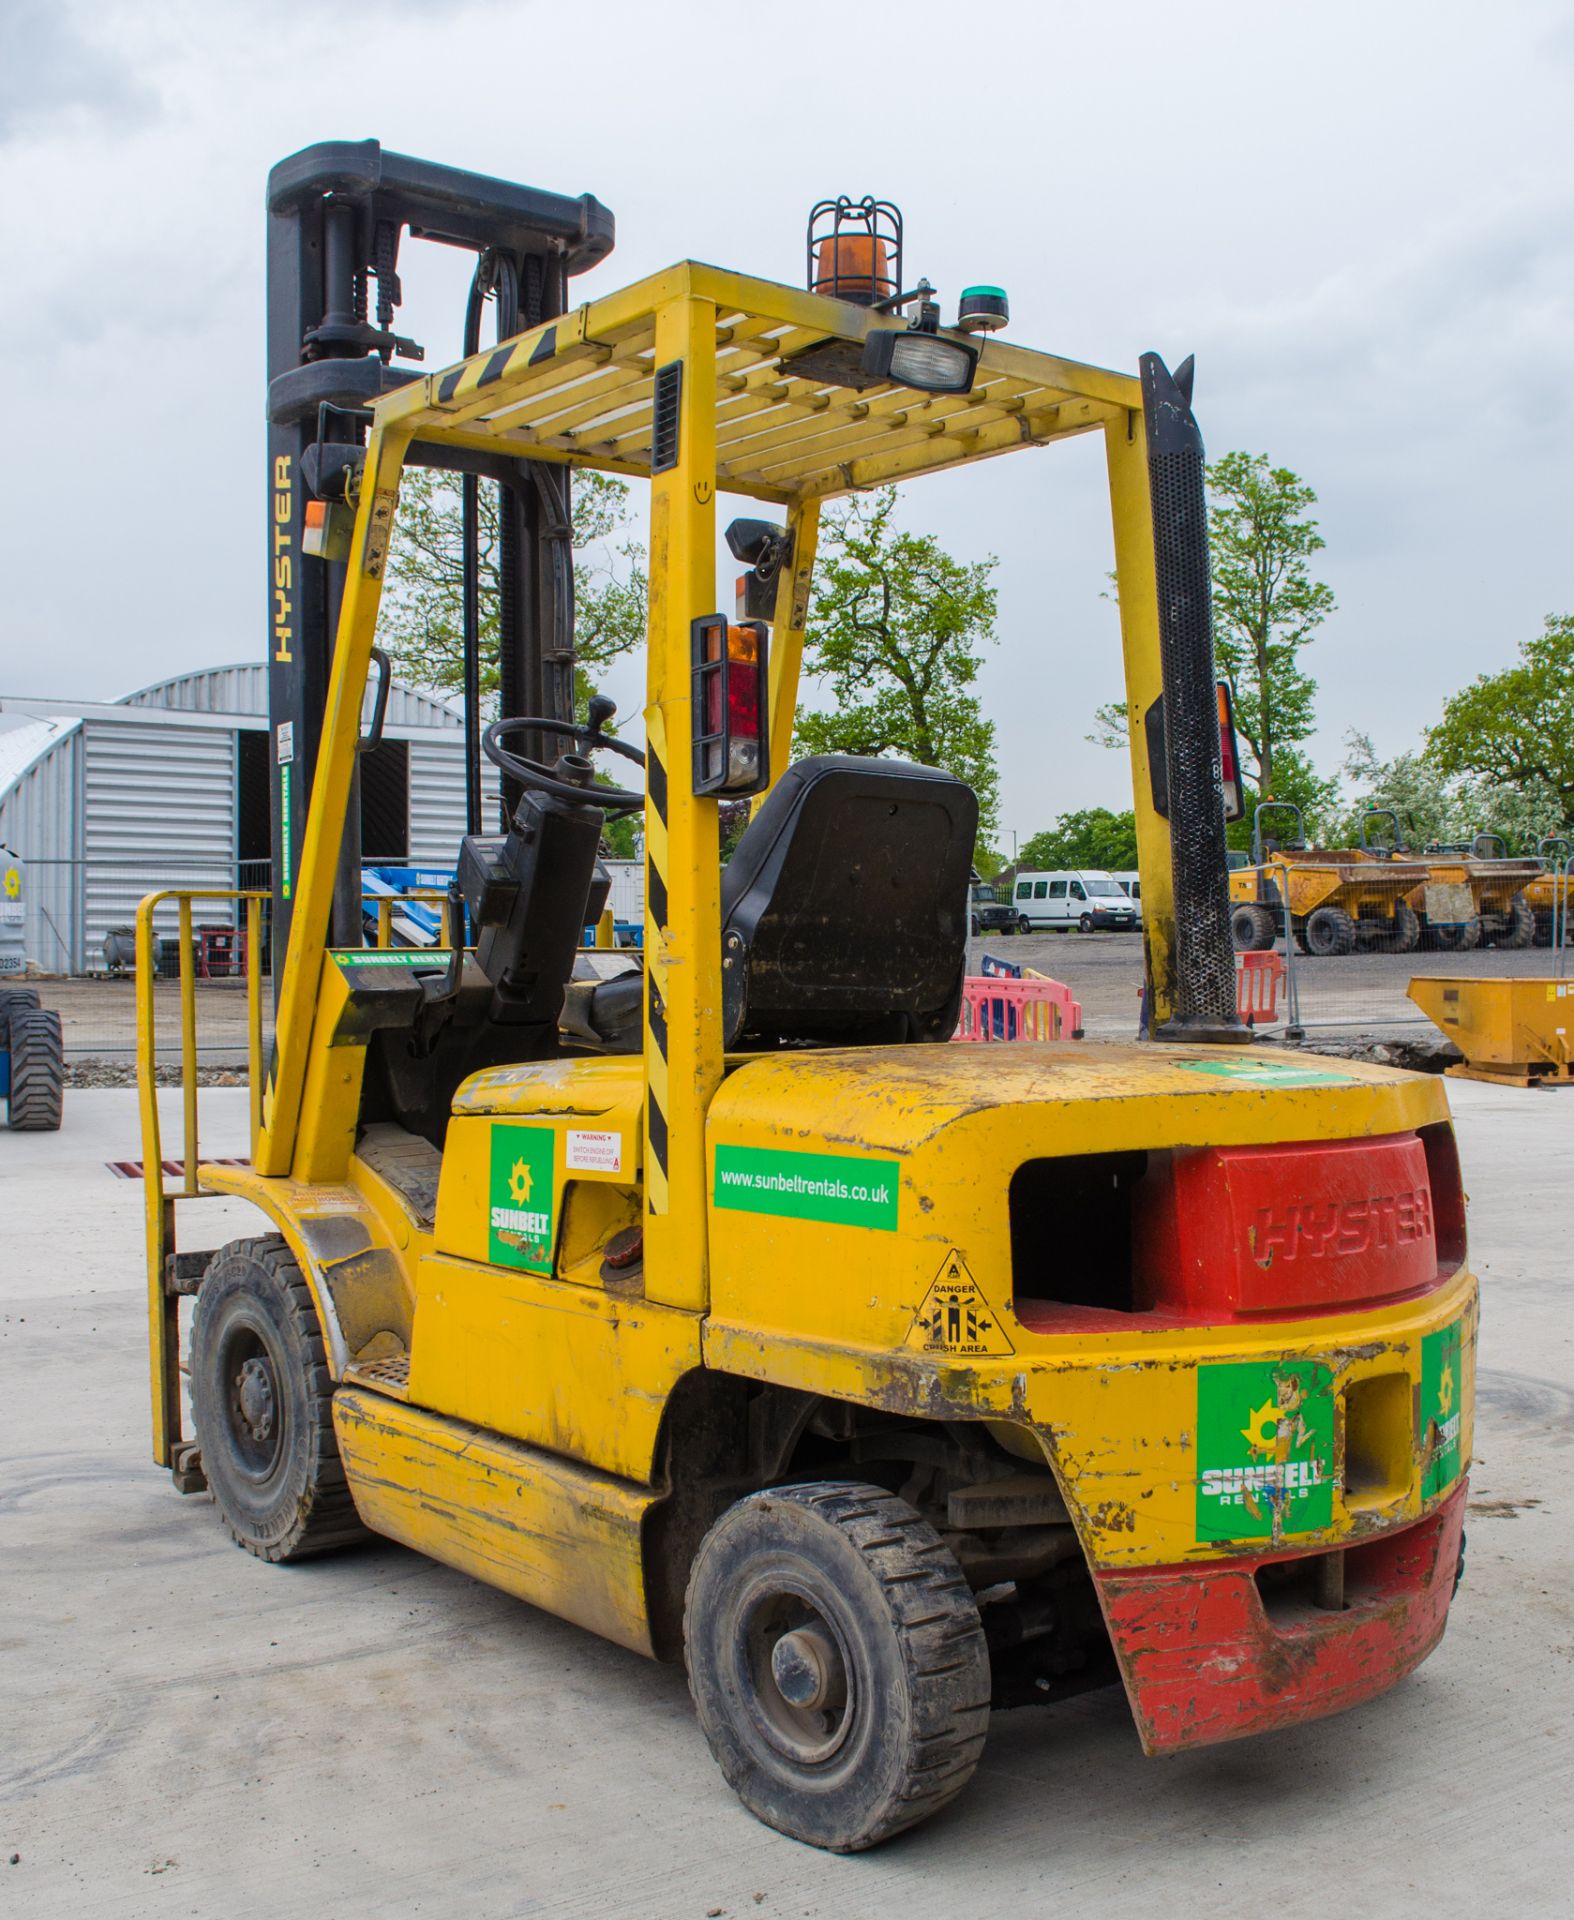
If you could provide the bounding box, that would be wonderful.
[408,740,502,863]
[0,721,83,972]
[81,721,238,965]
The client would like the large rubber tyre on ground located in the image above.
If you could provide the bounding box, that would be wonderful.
[1433,917,1482,952]
[969,913,980,936]
[190,1236,366,1563]
[1304,905,1357,957]
[1230,903,1277,952]
[1363,900,1421,955]
[1017,915,1032,935]
[0,986,41,1047]
[1078,913,1094,933]
[684,1481,991,1853]
[7,1006,63,1130]
[1494,892,1536,950]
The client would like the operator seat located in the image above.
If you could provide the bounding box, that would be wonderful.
[574,754,975,1053]
[719,754,975,1048]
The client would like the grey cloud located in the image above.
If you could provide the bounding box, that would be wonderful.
[0,0,152,140]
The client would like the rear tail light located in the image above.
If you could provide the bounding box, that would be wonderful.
[1217,681,1243,822]
[692,615,769,797]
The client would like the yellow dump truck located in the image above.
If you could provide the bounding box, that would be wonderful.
[1229,804,1428,954]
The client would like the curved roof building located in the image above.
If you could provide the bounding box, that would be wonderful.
[0,665,473,973]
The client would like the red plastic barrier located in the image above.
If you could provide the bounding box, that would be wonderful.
[954,974,1084,1043]
[1237,950,1285,1027]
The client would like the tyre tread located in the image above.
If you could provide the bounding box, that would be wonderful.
[193,1235,365,1563]
[7,1006,63,1130]
[685,1479,990,1851]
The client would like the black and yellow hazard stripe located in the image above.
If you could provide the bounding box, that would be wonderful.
[434,318,565,407]
[644,708,671,1217]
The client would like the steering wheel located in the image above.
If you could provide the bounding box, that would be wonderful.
[482,710,645,814]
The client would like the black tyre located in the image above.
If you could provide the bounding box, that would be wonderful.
[1304,905,1357,956]
[1364,900,1421,955]
[1433,917,1481,952]
[189,1236,366,1562]
[7,1006,62,1130]
[1230,904,1277,953]
[969,913,980,936]
[0,986,40,1048]
[684,1481,991,1853]
[1078,913,1094,933]
[1017,915,1032,935]
[1495,893,1535,950]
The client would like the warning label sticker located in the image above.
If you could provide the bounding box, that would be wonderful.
[907,1250,1015,1357]
[567,1128,624,1175]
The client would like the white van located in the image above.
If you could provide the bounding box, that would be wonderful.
[1111,870,1144,921]
[1012,869,1138,933]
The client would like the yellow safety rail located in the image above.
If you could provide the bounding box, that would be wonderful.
[365,889,455,949]
[134,889,266,1466]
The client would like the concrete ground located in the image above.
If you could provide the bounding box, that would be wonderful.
[2,1083,1570,1918]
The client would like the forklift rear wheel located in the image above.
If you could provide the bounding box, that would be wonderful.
[190,1236,367,1563]
[1304,905,1357,956]
[684,1481,990,1852]
[7,1006,63,1130]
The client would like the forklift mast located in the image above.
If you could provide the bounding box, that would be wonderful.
[264,141,614,974]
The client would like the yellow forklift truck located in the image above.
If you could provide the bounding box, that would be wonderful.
[138,146,1476,1852]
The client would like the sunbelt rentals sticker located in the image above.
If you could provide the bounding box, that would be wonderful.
[1195,1358,1335,1544]
[489,1123,556,1272]
[1420,1316,1464,1499]
[713,1145,898,1231]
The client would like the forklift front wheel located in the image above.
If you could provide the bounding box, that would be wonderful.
[189,1237,367,1563]
[683,1481,990,1852]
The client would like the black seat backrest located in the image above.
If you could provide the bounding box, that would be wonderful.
[720,754,977,1049]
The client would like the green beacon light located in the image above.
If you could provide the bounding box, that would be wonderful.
[956,286,1009,334]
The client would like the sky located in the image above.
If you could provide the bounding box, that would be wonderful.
[2,0,1572,853]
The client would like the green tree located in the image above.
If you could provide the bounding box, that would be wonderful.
[1230,744,1340,851]
[1339,727,1563,853]
[379,468,647,856]
[1089,454,1334,816]
[1208,451,1334,801]
[379,467,647,720]
[1018,807,1138,872]
[797,489,1001,844]
[1429,615,1574,820]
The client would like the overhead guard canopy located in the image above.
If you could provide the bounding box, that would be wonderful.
[374,261,1139,504]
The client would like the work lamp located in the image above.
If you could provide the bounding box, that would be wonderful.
[860,326,979,395]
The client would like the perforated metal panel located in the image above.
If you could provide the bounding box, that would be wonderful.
[1141,354,1243,1037]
